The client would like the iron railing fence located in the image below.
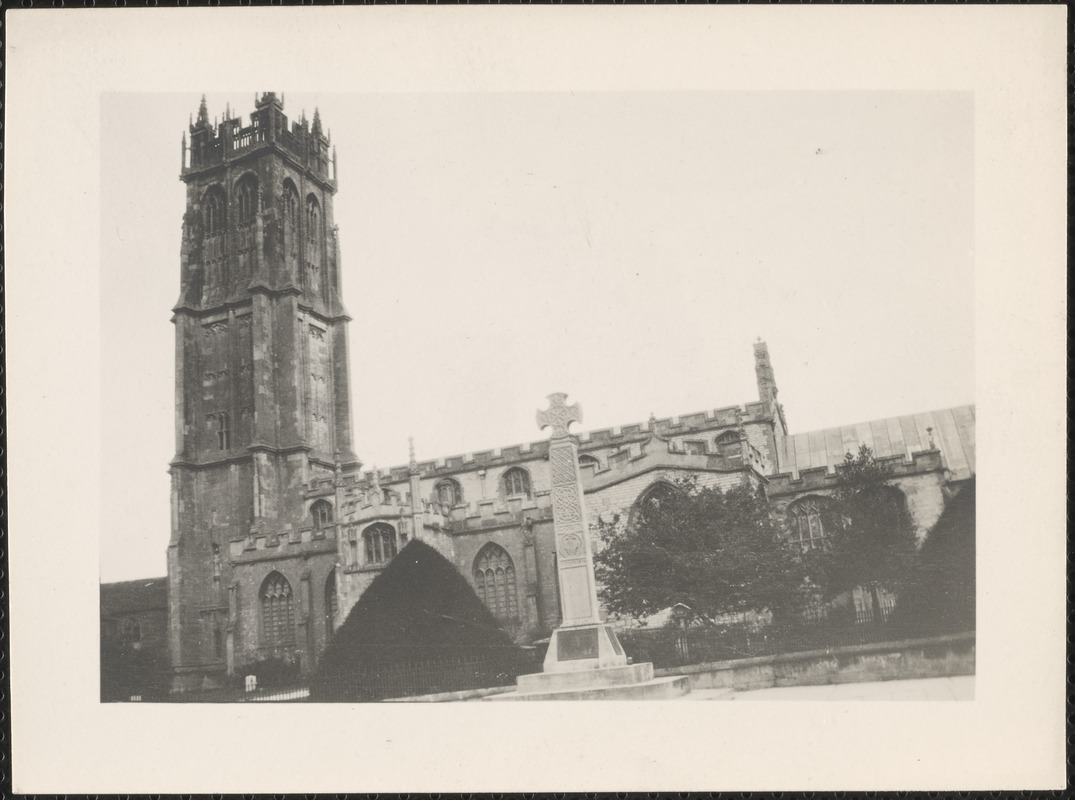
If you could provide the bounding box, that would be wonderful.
[310,649,542,702]
[160,649,542,703]
[617,615,970,671]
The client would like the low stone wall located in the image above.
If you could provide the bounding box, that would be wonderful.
[655,631,975,692]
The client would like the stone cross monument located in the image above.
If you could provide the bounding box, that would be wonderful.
[487,394,689,698]
[536,393,628,673]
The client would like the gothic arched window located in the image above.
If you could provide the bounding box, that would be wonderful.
[363,523,398,565]
[236,178,257,226]
[283,181,299,223]
[282,180,300,262]
[578,454,600,471]
[209,412,230,451]
[474,543,519,623]
[435,478,462,509]
[502,467,531,499]
[203,187,226,236]
[260,571,295,647]
[788,496,828,552]
[639,482,679,511]
[629,481,682,530]
[305,195,321,242]
[310,499,334,529]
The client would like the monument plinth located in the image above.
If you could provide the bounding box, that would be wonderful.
[488,394,689,700]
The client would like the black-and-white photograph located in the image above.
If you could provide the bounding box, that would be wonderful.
[99,90,977,704]
[6,7,1066,794]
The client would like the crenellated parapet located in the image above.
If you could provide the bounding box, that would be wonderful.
[766,448,945,500]
[183,92,336,189]
[342,399,783,488]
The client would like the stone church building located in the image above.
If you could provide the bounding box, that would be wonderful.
[106,95,975,692]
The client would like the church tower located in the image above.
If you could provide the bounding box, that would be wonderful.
[168,94,360,687]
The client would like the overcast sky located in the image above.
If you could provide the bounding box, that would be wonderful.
[100,90,974,582]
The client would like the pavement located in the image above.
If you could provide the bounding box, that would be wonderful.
[687,675,974,701]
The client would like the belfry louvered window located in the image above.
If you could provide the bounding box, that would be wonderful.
[236,179,257,225]
[204,188,225,236]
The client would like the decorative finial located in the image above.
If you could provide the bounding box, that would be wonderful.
[225,101,231,120]
[537,393,583,439]
[408,437,417,470]
[927,426,936,449]
[370,465,381,491]
[312,107,322,135]
[197,94,209,125]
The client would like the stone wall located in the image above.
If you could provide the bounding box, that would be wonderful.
[657,631,975,692]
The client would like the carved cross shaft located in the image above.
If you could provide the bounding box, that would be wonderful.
[536,393,583,439]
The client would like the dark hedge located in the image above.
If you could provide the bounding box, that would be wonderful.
[890,479,976,636]
[312,539,524,700]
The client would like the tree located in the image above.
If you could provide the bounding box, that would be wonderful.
[813,445,918,612]
[593,478,810,626]
[889,478,975,635]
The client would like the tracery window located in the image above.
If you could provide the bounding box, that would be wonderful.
[629,481,682,530]
[310,499,334,528]
[363,523,398,565]
[260,572,295,647]
[788,496,828,552]
[474,543,519,623]
[203,188,225,236]
[502,467,531,499]
[639,482,679,511]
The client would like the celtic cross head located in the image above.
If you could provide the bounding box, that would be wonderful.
[536,392,583,439]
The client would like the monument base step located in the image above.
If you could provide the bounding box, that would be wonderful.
[485,674,691,701]
[516,662,654,693]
